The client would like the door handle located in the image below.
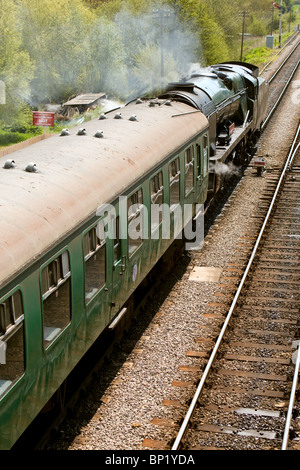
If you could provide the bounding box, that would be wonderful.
[121,255,126,273]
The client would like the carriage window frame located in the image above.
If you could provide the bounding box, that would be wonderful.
[0,288,25,398]
[0,289,24,338]
[113,216,121,263]
[196,143,201,178]
[169,157,180,207]
[40,249,71,349]
[83,220,107,305]
[203,133,209,176]
[128,188,144,258]
[184,145,194,196]
[150,171,164,232]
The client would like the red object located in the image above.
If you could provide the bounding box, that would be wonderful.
[253,157,265,167]
[229,123,235,136]
[272,2,281,9]
[32,111,55,127]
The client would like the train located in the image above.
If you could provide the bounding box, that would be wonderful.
[0,61,268,449]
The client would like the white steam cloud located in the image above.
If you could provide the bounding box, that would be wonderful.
[187,64,213,77]
[112,6,202,99]
[212,162,241,177]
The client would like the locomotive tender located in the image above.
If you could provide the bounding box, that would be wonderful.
[0,62,268,449]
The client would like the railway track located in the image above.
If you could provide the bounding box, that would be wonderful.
[169,124,300,451]
[263,38,300,129]
[260,31,300,77]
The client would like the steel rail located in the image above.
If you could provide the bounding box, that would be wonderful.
[281,137,300,451]
[267,36,300,83]
[260,32,300,77]
[282,343,300,450]
[262,59,300,131]
[171,116,300,449]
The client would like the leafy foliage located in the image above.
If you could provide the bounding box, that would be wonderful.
[0,0,298,126]
[0,0,34,125]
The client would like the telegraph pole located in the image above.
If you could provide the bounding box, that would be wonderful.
[239,11,249,62]
[279,0,283,47]
[270,6,274,36]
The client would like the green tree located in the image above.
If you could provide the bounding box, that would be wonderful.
[20,0,95,104]
[80,16,128,96]
[204,0,274,57]
[0,0,34,125]
[132,43,178,96]
[172,0,230,64]
[283,0,295,12]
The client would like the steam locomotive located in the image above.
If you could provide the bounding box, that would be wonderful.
[160,61,268,196]
[0,61,268,449]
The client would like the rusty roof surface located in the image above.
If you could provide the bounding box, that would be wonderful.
[0,100,208,287]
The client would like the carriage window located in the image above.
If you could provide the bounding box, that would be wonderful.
[150,172,164,231]
[84,222,106,303]
[208,173,215,191]
[196,144,201,178]
[41,251,71,348]
[185,146,194,195]
[128,189,143,256]
[114,216,121,262]
[0,290,25,397]
[203,134,209,176]
[169,158,180,206]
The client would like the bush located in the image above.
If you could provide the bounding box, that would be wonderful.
[249,18,268,36]
[245,47,272,66]
[0,128,39,146]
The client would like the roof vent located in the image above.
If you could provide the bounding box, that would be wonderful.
[94,130,104,138]
[60,128,69,136]
[99,113,107,120]
[4,159,15,169]
[77,128,86,135]
[129,115,138,121]
[114,112,122,119]
[25,162,37,173]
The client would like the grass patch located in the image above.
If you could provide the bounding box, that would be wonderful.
[0,105,106,148]
[245,46,274,66]
[0,129,40,147]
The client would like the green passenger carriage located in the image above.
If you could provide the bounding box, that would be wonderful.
[0,99,209,449]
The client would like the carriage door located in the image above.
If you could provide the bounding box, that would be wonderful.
[195,141,203,201]
[202,133,211,191]
[111,212,127,318]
